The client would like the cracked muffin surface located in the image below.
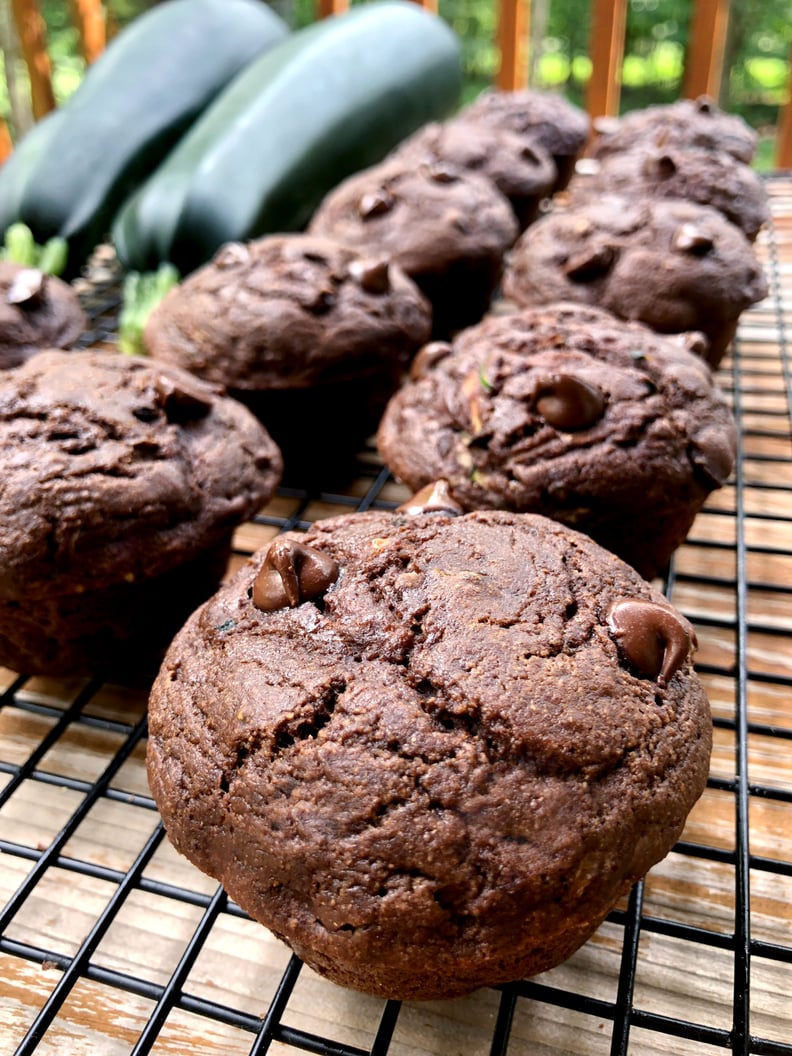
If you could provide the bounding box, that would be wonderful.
[309,158,518,338]
[377,304,737,580]
[147,505,712,1000]
[501,195,768,367]
[0,348,282,673]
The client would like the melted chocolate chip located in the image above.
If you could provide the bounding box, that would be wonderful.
[6,268,45,307]
[397,480,464,517]
[674,224,715,255]
[212,242,250,269]
[252,538,339,612]
[534,374,606,430]
[359,190,394,219]
[689,427,735,486]
[520,144,542,165]
[153,374,213,423]
[348,258,390,293]
[427,161,459,183]
[608,599,696,687]
[304,287,336,314]
[564,244,615,282]
[652,153,678,178]
[409,341,453,380]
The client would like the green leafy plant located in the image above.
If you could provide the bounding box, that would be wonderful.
[0,222,68,274]
[117,262,179,357]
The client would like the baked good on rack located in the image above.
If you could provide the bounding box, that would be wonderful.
[457,87,591,192]
[309,157,518,338]
[569,144,769,242]
[501,195,768,368]
[144,233,431,477]
[390,119,557,229]
[589,95,758,164]
[377,304,737,580]
[0,348,282,675]
[0,261,87,369]
[147,497,712,1001]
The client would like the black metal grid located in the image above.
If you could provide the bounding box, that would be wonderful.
[1,180,791,1056]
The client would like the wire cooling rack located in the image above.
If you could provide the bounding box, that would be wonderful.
[1,179,791,1056]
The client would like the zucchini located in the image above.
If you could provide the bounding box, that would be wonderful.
[0,110,66,240]
[112,0,462,275]
[18,0,289,276]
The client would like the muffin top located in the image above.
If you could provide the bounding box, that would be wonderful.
[0,262,87,369]
[392,119,557,215]
[0,348,282,599]
[144,234,432,390]
[569,144,769,242]
[377,302,736,579]
[309,158,519,274]
[460,87,591,162]
[501,195,768,364]
[147,502,711,1000]
[590,95,758,163]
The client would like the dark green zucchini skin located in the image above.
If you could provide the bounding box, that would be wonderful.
[0,110,66,241]
[112,0,462,275]
[18,0,289,276]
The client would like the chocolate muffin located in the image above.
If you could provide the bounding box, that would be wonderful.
[144,234,431,477]
[391,119,558,229]
[458,87,591,191]
[0,349,282,675]
[0,262,86,369]
[569,144,769,242]
[377,304,736,580]
[501,195,768,367]
[309,158,518,338]
[147,498,712,1001]
[590,95,758,164]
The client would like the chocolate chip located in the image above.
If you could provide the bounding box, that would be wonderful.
[252,538,339,612]
[153,373,213,423]
[520,144,542,165]
[304,287,336,314]
[348,258,390,293]
[212,243,250,269]
[533,374,606,430]
[674,224,715,255]
[398,480,464,517]
[409,341,452,380]
[427,161,459,183]
[689,426,735,486]
[608,599,696,687]
[564,244,615,282]
[651,153,678,178]
[359,190,394,219]
[6,268,45,307]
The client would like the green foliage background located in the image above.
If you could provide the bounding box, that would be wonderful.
[2,0,791,168]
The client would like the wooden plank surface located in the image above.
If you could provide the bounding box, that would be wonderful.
[0,184,791,1054]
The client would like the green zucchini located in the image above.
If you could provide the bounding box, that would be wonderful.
[0,109,66,241]
[18,0,289,276]
[111,0,462,275]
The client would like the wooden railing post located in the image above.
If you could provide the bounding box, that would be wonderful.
[776,47,792,171]
[683,0,730,100]
[317,0,349,16]
[0,118,13,163]
[10,0,56,119]
[496,0,529,91]
[68,0,106,64]
[586,0,628,118]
